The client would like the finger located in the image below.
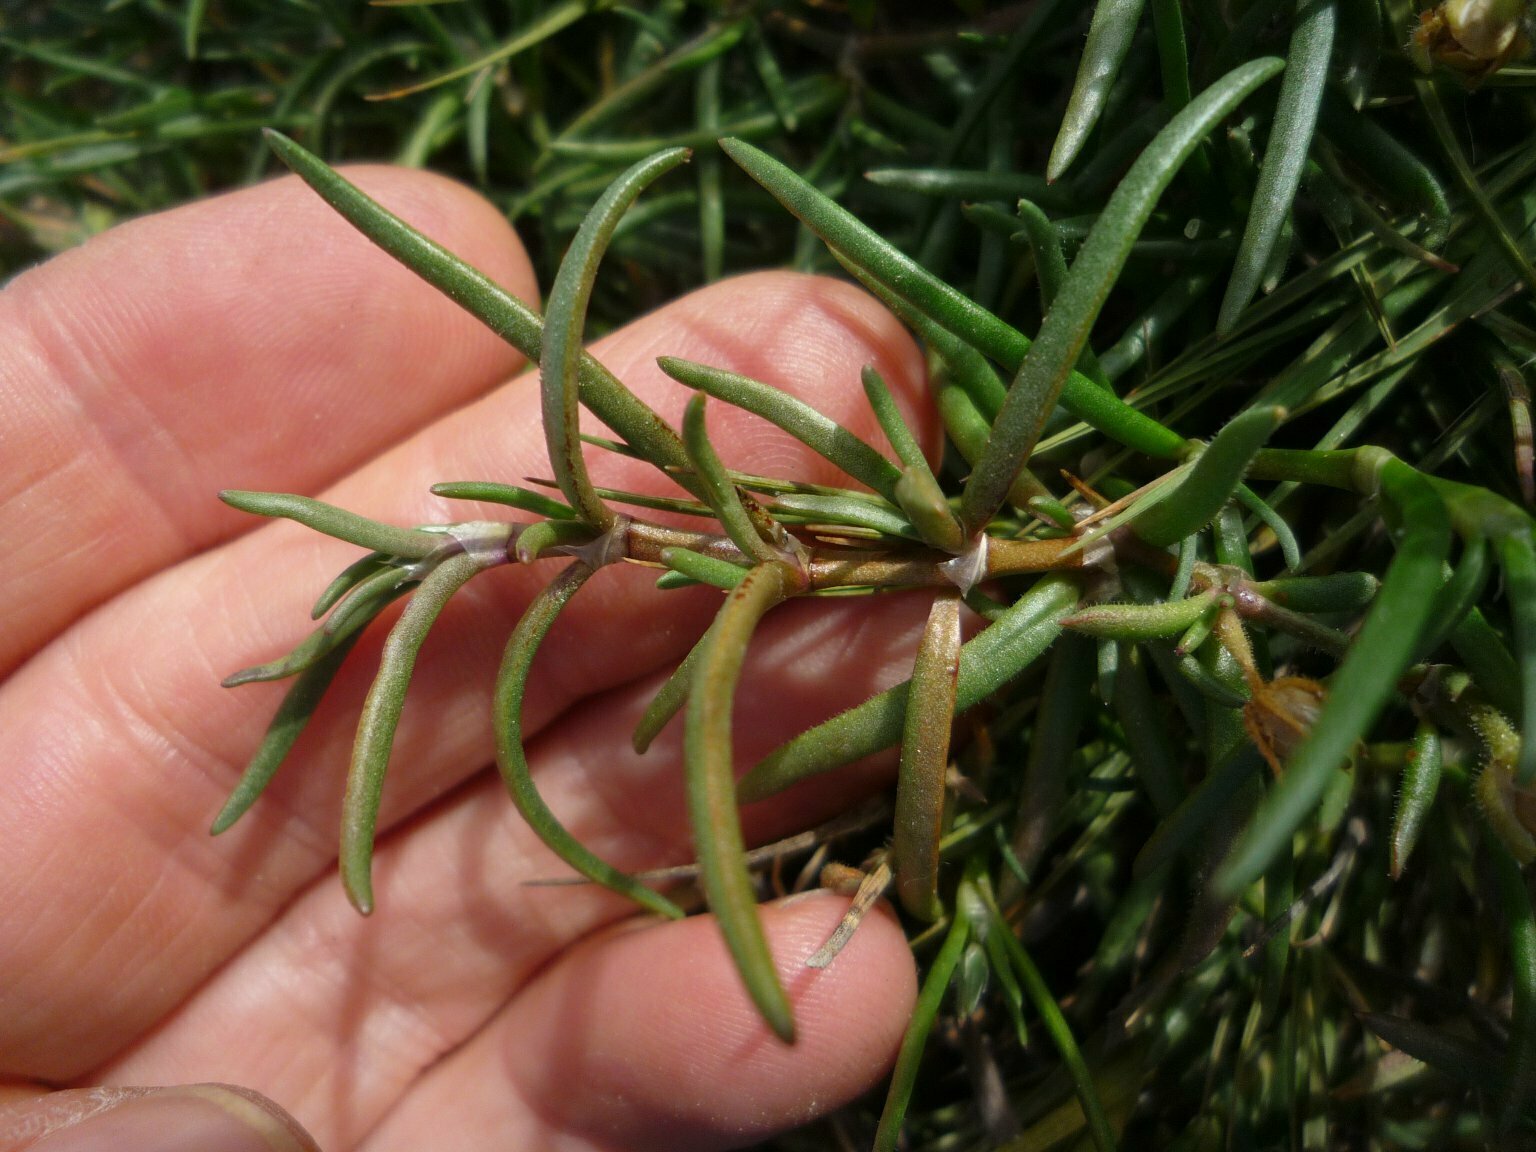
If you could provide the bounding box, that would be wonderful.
[0,167,534,676]
[0,1084,318,1152]
[366,895,917,1152]
[88,590,929,1150]
[0,271,931,1078]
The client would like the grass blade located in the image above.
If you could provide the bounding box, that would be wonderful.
[874,907,970,1152]
[978,876,1120,1152]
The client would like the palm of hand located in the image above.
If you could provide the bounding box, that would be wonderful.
[0,168,919,1151]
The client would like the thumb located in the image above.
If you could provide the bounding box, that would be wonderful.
[0,1085,318,1152]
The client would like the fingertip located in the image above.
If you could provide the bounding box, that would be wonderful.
[508,890,917,1150]
[8,1085,317,1152]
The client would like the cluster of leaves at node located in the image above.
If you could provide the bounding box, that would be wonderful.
[218,102,1536,1073]
[212,83,1536,1152]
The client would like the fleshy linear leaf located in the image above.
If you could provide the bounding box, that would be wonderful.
[687,561,799,1042]
[739,574,1080,800]
[341,550,494,913]
[493,562,685,920]
[232,575,419,697]
[959,57,1286,535]
[1217,0,1336,333]
[543,147,692,528]
[1133,406,1286,546]
[1047,0,1148,182]
[864,365,965,553]
[892,592,962,921]
[212,631,366,835]
[682,394,784,565]
[1391,720,1442,878]
[718,136,1186,461]
[659,356,902,502]
[220,490,443,558]
[261,131,701,495]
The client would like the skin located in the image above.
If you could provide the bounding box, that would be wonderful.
[0,167,929,1151]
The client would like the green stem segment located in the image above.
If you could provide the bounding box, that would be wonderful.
[1217,459,1450,896]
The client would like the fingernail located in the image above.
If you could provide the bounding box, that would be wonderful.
[29,1085,316,1152]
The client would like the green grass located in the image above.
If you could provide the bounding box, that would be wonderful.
[9,2,1536,1149]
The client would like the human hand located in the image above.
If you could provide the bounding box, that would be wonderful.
[0,166,930,1151]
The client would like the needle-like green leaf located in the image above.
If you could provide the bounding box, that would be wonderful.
[959,57,1285,535]
[493,562,685,920]
[543,147,691,528]
[341,549,494,913]
[892,592,962,921]
[740,574,1080,800]
[688,561,798,1042]
[1217,0,1336,333]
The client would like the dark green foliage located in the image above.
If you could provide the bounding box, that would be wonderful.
[14,2,1536,1149]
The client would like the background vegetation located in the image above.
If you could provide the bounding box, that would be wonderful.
[8,1,1536,1149]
